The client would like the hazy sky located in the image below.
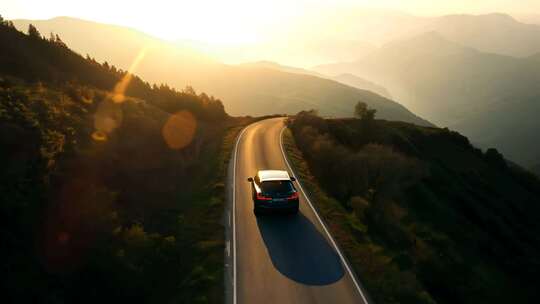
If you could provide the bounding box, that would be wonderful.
[3,0,540,43]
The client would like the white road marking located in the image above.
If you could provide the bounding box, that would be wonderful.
[279,126,370,304]
[232,125,250,304]
[226,240,231,257]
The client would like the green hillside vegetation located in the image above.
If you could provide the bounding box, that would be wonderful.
[0,20,245,303]
[314,32,540,167]
[284,108,540,304]
[12,17,431,126]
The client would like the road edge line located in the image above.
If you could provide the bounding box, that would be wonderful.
[231,124,250,304]
[279,125,370,304]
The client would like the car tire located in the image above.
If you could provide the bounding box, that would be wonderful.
[291,206,299,215]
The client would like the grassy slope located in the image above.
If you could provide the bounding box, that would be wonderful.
[282,129,435,304]
[0,79,254,303]
[283,116,540,304]
[0,21,256,302]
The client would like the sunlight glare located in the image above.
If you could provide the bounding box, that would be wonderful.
[93,100,123,142]
[112,47,149,103]
[92,46,149,141]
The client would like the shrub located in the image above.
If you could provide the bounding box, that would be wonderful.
[354,101,377,122]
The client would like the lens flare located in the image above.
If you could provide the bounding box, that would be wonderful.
[93,100,123,141]
[92,46,150,141]
[162,111,197,150]
[111,47,149,103]
[91,130,108,141]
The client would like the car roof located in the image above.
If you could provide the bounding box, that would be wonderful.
[257,170,291,182]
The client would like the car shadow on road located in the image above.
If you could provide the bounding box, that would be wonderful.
[256,212,345,285]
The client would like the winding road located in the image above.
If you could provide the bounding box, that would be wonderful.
[227,117,369,304]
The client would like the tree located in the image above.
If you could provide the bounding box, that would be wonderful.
[350,196,370,218]
[0,14,12,28]
[28,24,41,39]
[354,101,377,121]
[183,86,196,95]
[55,34,67,48]
[485,148,507,170]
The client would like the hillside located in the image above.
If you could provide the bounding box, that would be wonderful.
[242,61,392,99]
[12,17,430,125]
[240,60,322,77]
[532,164,540,177]
[0,20,242,303]
[12,16,217,78]
[284,111,540,304]
[331,73,391,99]
[314,32,540,167]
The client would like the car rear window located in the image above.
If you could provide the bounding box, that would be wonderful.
[260,180,294,195]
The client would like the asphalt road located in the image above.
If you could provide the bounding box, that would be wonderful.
[230,117,369,304]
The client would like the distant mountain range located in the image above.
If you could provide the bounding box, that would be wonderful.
[419,14,540,57]
[314,32,540,167]
[515,14,540,25]
[241,61,391,98]
[12,17,429,125]
[306,11,540,58]
[330,73,391,99]
[408,13,540,57]
[12,14,540,167]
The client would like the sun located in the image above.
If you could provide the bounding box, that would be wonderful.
[128,0,286,45]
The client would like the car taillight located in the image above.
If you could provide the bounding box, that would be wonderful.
[256,193,272,201]
[288,192,299,200]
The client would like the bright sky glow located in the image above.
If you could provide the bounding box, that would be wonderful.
[3,0,540,44]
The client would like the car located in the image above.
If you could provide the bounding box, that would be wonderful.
[247,170,299,215]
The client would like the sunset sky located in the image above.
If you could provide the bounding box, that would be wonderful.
[3,0,540,44]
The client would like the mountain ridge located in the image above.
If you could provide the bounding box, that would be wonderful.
[313,32,540,167]
[241,61,392,98]
[12,17,431,126]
